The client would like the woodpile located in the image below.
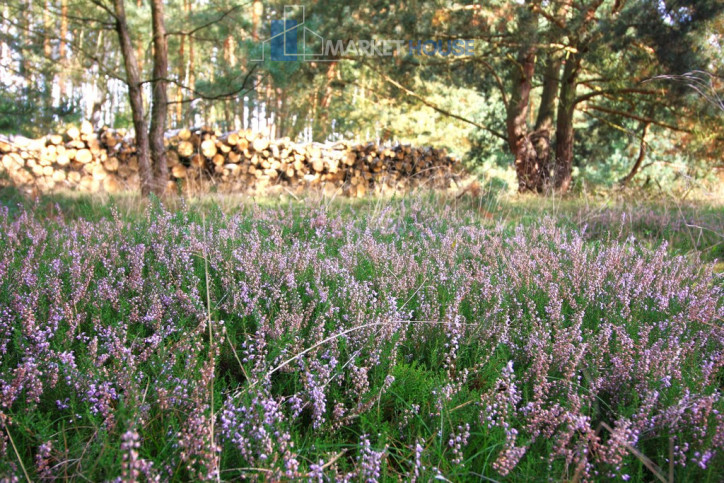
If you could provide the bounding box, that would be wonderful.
[1,122,462,196]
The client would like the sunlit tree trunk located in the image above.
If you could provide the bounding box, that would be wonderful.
[59,0,68,98]
[553,52,580,193]
[43,2,51,57]
[113,0,153,196]
[42,1,54,116]
[0,4,7,68]
[149,0,169,194]
[187,0,195,127]
[176,32,184,127]
[278,89,286,139]
[252,0,262,41]
[531,53,562,177]
[318,62,338,140]
[21,0,31,91]
[506,3,549,193]
[553,0,604,193]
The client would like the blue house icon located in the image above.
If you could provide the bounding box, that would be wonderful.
[252,5,324,62]
[270,19,298,61]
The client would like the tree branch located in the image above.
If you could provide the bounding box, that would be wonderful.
[575,87,660,105]
[583,104,692,133]
[620,120,650,186]
[165,3,248,39]
[150,64,261,104]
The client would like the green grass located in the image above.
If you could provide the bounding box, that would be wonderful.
[1,185,721,262]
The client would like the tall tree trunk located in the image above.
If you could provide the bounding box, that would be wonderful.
[309,91,318,142]
[252,0,262,41]
[553,0,604,193]
[21,0,31,91]
[149,0,169,195]
[278,89,286,139]
[506,3,549,193]
[187,0,195,126]
[113,0,153,196]
[529,53,563,186]
[248,95,255,131]
[176,33,184,127]
[90,79,109,129]
[59,0,68,98]
[553,51,584,193]
[42,1,54,117]
[43,2,51,57]
[535,54,561,134]
[265,81,273,137]
[0,4,7,67]
[319,62,338,140]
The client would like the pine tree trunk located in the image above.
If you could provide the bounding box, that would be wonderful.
[21,0,31,90]
[43,2,51,57]
[553,53,581,193]
[278,89,286,139]
[535,54,561,135]
[553,0,604,193]
[0,4,7,67]
[252,1,262,41]
[149,0,169,195]
[113,0,153,196]
[59,0,68,98]
[176,32,184,127]
[528,53,563,190]
[505,6,548,193]
[187,0,195,125]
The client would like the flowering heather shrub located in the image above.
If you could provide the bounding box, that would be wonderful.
[0,200,722,481]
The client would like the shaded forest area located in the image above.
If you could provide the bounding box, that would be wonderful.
[0,0,722,195]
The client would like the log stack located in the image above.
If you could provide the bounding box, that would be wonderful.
[1,123,462,196]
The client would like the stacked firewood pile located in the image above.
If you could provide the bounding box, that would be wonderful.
[0,122,128,193]
[0,122,462,196]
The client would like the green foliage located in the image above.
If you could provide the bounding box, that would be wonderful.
[0,89,80,136]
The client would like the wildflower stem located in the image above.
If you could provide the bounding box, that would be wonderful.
[202,214,220,482]
[3,421,31,482]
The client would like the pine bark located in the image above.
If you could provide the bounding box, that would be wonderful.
[506,5,549,193]
[553,0,604,193]
[149,0,169,194]
[59,0,68,97]
[113,0,153,196]
[553,52,580,193]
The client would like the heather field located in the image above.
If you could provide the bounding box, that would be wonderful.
[0,191,723,482]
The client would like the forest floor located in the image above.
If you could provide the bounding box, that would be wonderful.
[0,185,722,481]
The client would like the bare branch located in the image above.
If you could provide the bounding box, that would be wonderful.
[159,64,261,104]
[165,3,249,39]
[584,104,693,133]
[575,87,661,105]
